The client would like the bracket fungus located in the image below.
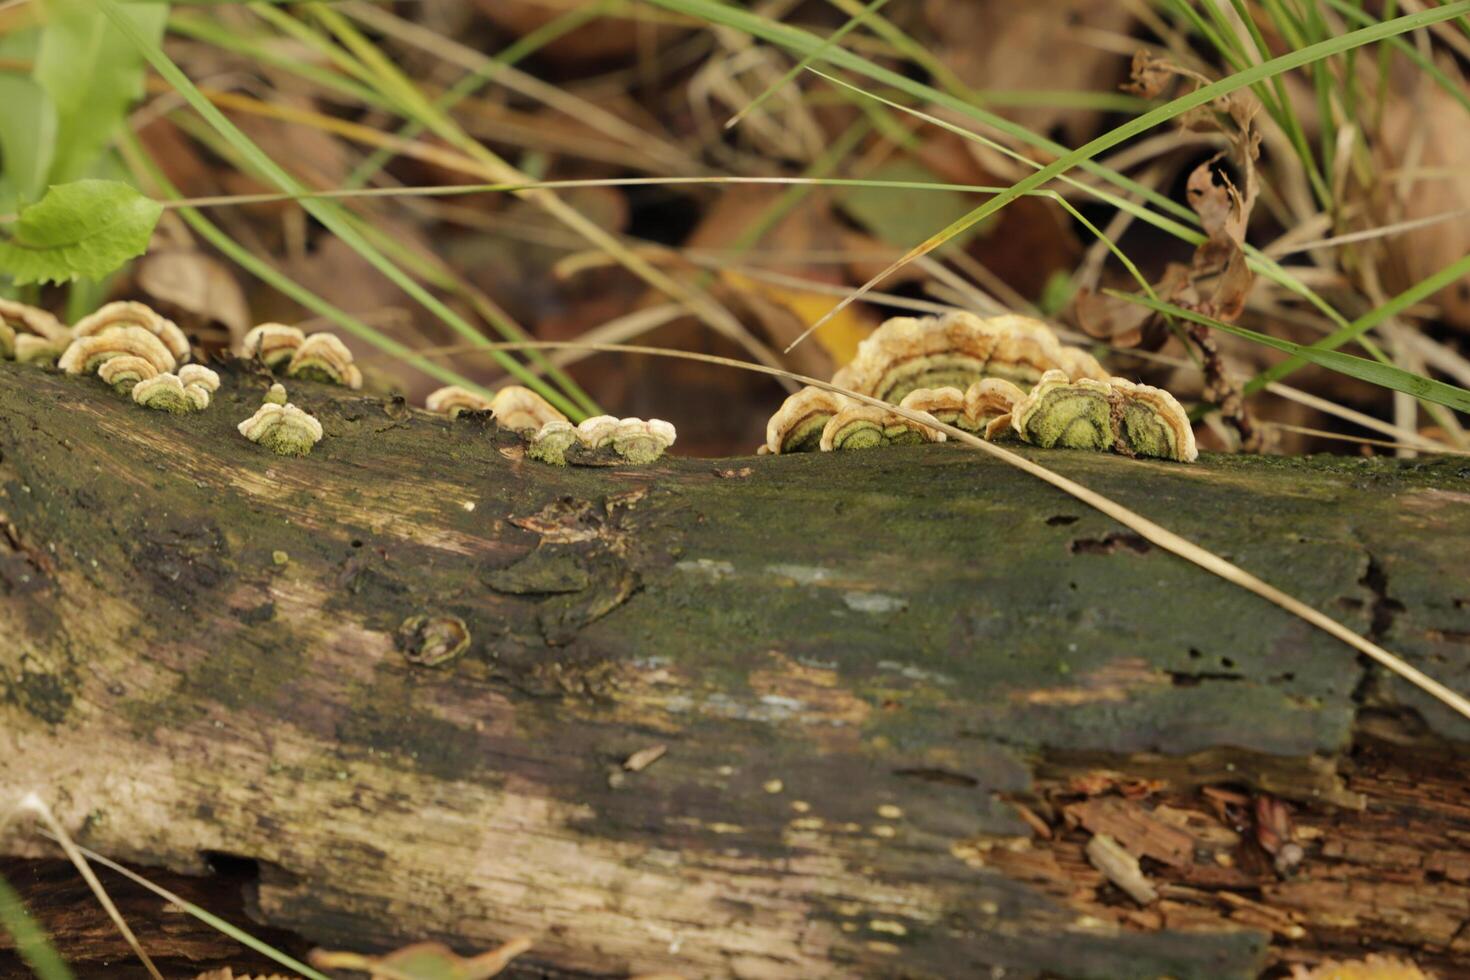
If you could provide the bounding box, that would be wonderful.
[819,405,945,451]
[179,364,221,411]
[397,614,471,667]
[241,323,305,369]
[238,401,325,456]
[426,385,494,417]
[131,374,195,414]
[528,416,676,466]
[96,355,160,395]
[489,386,569,434]
[764,387,854,454]
[265,382,288,406]
[1011,369,1198,462]
[832,311,1107,403]
[284,332,363,389]
[0,299,69,364]
[72,301,190,364]
[58,325,177,377]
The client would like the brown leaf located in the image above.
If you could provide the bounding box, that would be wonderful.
[138,249,251,350]
[1074,287,1155,348]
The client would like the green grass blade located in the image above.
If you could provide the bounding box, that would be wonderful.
[1112,291,1470,415]
[1247,250,1470,394]
[97,0,581,416]
[0,872,74,980]
[772,0,1470,343]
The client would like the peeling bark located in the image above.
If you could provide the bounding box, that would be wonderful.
[2,361,1469,978]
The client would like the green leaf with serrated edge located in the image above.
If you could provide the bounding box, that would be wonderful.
[0,180,162,285]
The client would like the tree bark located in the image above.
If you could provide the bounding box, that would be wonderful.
[2,360,1468,979]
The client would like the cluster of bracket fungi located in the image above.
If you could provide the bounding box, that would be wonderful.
[425,384,678,466]
[764,311,1197,463]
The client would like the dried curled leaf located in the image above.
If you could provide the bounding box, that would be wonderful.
[426,385,493,417]
[1011,369,1198,462]
[832,310,1106,403]
[58,324,176,376]
[528,416,676,466]
[0,299,69,361]
[241,323,304,368]
[309,937,531,980]
[237,402,324,456]
[819,405,945,451]
[72,301,190,363]
[765,386,853,454]
[490,385,568,434]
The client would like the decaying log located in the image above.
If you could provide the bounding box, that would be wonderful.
[2,359,1469,979]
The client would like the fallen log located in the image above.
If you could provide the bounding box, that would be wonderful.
[2,359,1468,978]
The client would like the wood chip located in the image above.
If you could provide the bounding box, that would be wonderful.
[623,744,668,772]
[1067,797,1195,867]
[1085,833,1158,905]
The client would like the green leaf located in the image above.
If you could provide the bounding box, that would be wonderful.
[0,179,163,285]
[1108,291,1470,415]
[34,0,168,183]
[0,33,57,210]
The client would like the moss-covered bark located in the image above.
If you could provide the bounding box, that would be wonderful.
[2,361,1468,978]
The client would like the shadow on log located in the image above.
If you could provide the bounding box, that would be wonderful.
[2,360,1469,978]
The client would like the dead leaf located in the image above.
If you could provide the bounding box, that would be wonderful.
[310,938,532,980]
[138,249,251,349]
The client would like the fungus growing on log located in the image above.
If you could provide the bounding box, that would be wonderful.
[1011,369,1197,462]
[831,310,1106,403]
[96,355,159,395]
[241,323,304,368]
[265,382,288,405]
[897,386,967,429]
[131,374,194,414]
[179,364,221,411]
[72,301,190,364]
[613,418,677,464]
[426,385,494,417]
[489,386,568,434]
[964,378,1027,432]
[765,386,853,454]
[237,401,324,456]
[284,332,363,389]
[819,405,945,451]
[58,326,177,377]
[527,420,580,466]
[397,615,471,667]
[0,299,69,363]
[528,416,676,466]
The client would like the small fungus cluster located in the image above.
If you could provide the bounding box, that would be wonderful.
[240,324,363,389]
[50,301,223,414]
[236,382,323,456]
[0,299,69,364]
[765,311,1197,462]
[425,383,677,466]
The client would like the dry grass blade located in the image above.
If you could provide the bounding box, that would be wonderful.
[448,339,1470,723]
[11,795,164,980]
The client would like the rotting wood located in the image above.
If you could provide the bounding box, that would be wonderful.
[2,360,1469,979]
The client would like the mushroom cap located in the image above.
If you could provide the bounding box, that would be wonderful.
[897,386,966,424]
[73,301,190,363]
[97,355,162,393]
[178,364,221,393]
[242,323,306,367]
[184,384,212,412]
[0,299,69,346]
[265,382,288,405]
[527,420,579,466]
[237,402,324,456]
[832,310,1108,403]
[1111,378,1198,463]
[285,332,363,389]
[612,418,676,464]
[489,386,568,434]
[819,405,945,451]
[1010,369,1116,451]
[12,335,66,365]
[131,374,194,414]
[58,326,177,376]
[963,378,1027,431]
[426,385,494,416]
[765,386,853,454]
[575,415,621,448]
